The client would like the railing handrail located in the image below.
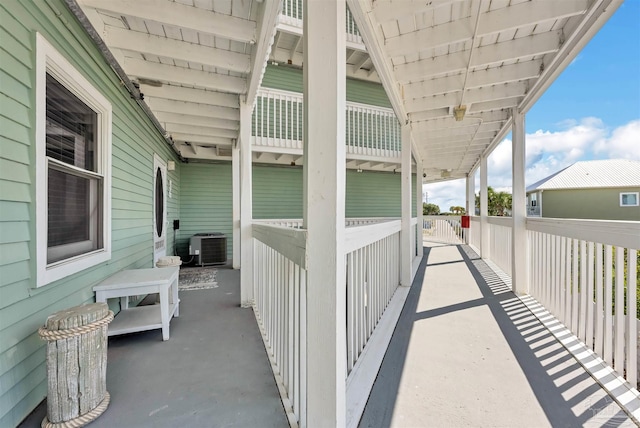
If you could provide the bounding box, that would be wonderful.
[526,217,640,249]
[253,223,308,268]
[487,216,512,227]
[345,219,401,253]
[256,88,395,115]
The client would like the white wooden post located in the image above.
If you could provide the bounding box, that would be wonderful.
[232,143,240,269]
[480,154,489,258]
[303,0,347,425]
[240,101,253,307]
[466,172,474,243]
[400,125,412,287]
[511,108,528,294]
[415,152,423,258]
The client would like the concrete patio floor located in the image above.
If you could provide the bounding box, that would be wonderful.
[360,242,636,428]
[19,267,288,428]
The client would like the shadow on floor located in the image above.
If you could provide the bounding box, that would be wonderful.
[359,243,633,428]
[19,267,288,428]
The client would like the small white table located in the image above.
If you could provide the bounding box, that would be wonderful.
[93,267,179,341]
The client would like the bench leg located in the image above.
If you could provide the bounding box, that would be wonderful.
[159,287,170,341]
[173,277,179,317]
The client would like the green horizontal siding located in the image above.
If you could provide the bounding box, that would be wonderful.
[261,64,392,107]
[178,163,233,260]
[541,188,640,220]
[0,1,180,426]
[251,165,415,218]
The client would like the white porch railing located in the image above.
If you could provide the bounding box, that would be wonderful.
[344,220,401,373]
[252,223,308,425]
[469,216,481,251]
[423,215,464,244]
[252,89,401,158]
[468,216,638,389]
[488,216,512,277]
[527,218,639,389]
[280,0,363,44]
[252,217,419,426]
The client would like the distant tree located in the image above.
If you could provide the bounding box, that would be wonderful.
[475,186,512,216]
[423,203,440,215]
[449,206,466,215]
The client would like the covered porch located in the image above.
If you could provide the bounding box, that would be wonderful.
[20,240,637,427]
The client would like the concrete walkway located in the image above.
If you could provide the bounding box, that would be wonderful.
[360,242,636,428]
[20,268,288,428]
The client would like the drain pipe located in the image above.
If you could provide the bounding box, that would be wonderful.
[60,0,185,162]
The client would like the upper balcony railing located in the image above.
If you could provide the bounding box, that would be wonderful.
[280,0,363,45]
[252,88,401,158]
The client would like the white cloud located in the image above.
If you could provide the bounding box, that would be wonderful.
[423,118,640,210]
[594,119,640,160]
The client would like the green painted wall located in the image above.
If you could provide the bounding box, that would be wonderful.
[177,163,233,260]
[261,64,392,108]
[0,1,180,426]
[252,166,416,219]
[540,188,640,220]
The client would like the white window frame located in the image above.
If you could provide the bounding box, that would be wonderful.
[35,33,112,287]
[620,192,639,207]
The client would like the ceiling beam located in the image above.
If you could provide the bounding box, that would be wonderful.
[405,81,528,113]
[165,123,238,139]
[145,97,239,121]
[170,132,234,147]
[139,85,239,108]
[468,97,520,113]
[155,112,238,131]
[410,111,509,129]
[77,0,256,43]
[347,0,408,123]
[403,60,541,98]
[384,1,587,57]
[372,0,463,22]
[416,122,502,139]
[123,58,246,94]
[395,31,561,82]
[103,26,251,74]
[245,0,282,106]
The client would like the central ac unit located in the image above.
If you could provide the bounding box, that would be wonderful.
[189,233,227,266]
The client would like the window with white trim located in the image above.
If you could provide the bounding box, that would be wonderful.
[620,192,639,207]
[36,34,112,287]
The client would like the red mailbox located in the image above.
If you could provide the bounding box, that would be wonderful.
[461,215,470,228]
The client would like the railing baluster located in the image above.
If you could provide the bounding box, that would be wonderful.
[614,246,625,373]
[595,243,604,358]
[626,249,637,388]
[586,241,595,350]
[571,239,579,333]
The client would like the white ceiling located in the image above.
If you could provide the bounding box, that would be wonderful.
[74,0,623,181]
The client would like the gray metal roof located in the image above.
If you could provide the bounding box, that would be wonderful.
[526,159,640,192]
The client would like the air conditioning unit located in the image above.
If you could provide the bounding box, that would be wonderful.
[189,233,227,266]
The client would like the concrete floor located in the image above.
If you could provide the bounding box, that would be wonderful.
[20,267,288,428]
[360,242,636,428]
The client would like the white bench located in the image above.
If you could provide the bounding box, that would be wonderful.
[93,267,179,341]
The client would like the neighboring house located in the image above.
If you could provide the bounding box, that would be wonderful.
[526,159,640,221]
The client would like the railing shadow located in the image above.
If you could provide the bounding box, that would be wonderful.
[359,244,632,427]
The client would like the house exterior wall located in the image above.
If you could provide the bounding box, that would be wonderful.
[539,188,640,220]
[0,1,180,426]
[262,64,392,108]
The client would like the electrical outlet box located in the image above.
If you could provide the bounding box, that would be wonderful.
[173,219,180,230]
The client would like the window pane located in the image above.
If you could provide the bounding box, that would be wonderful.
[622,193,638,205]
[46,73,96,171]
[47,168,101,263]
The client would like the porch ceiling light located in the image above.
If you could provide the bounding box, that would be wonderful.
[453,105,467,121]
[441,169,452,178]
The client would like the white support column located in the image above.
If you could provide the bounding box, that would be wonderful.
[303,0,346,425]
[465,172,474,244]
[232,143,240,269]
[415,153,423,258]
[400,125,412,287]
[480,155,489,258]
[511,108,528,294]
[239,101,253,307]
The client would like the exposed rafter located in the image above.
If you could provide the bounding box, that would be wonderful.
[139,85,239,109]
[77,0,257,43]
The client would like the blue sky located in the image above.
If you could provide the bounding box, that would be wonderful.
[424,1,640,211]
